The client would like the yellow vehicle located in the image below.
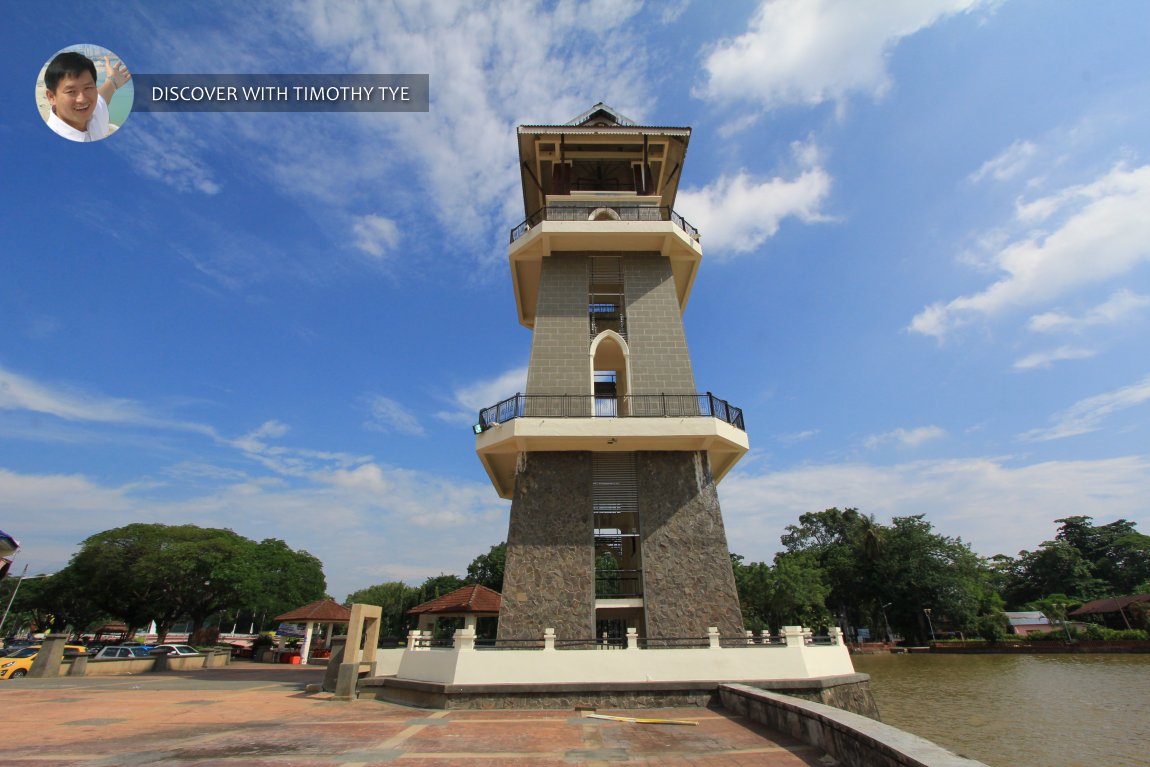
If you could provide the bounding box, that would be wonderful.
[0,644,87,679]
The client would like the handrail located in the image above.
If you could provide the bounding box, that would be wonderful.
[510,204,700,243]
[477,392,744,433]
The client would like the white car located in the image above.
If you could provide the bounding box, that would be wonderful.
[93,646,152,659]
[150,644,201,657]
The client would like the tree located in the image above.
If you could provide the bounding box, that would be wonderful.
[344,582,420,639]
[465,542,506,592]
[780,507,884,631]
[779,509,997,642]
[416,574,465,605]
[60,524,325,642]
[871,515,996,643]
[998,517,1150,606]
[245,538,327,622]
[731,553,830,633]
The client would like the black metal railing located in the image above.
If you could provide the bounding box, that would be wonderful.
[428,631,835,651]
[473,638,545,651]
[510,205,699,243]
[477,393,745,433]
[595,569,642,598]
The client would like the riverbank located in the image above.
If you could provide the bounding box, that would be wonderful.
[853,639,1150,654]
[926,639,1150,654]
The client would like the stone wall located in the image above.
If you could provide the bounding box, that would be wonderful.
[637,451,745,640]
[719,683,989,767]
[498,452,596,641]
[624,253,696,394]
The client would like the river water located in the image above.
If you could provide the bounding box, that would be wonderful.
[852,652,1150,767]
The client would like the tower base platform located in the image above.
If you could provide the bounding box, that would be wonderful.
[350,625,877,717]
[358,672,878,717]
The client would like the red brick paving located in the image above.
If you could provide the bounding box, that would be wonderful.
[0,662,827,766]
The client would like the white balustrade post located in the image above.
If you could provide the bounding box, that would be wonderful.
[745,629,754,645]
[626,627,639,651]
[830,626,844,645]
[406,629,420,651]
[707,626,721,649]
[455,627,476,651]
[782,625,803,646]
[543,627,556,652]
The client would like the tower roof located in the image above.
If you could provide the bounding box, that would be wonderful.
[565,102,637,127]
[515,103,692,216]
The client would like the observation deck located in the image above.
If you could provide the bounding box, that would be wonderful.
[474,393,748,499]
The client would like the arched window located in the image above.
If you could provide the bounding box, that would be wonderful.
[590,331,631,417]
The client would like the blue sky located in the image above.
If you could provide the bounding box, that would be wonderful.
[3,0,1149,602]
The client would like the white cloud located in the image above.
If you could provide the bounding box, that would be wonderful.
[112,115,222,195]
[363,394,425,436]
[777,429,819,444]
[436,365,528,425]
[1013,346,1097,370]
[677,141,832,257]
[697,0,993,110]
[864,425,946,450]
[1019,374,1150,442]
[970,140,1037,183]
[0,365,145,424]
[910,163,1150,339]
[1028,289,1150,333]
[285,0,652,268]
[352,214,400,259]
[719,455,1150,562]
[0,459,508,602]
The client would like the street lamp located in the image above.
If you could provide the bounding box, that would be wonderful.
[1053,602,1073,642]
[923,608,936,643]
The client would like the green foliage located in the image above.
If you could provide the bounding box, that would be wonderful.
[976,612,1009,643]
[1080,623,1149,641]
[465,542,506,592]
[57,524,325,642]
[776,509,996,643]
[997,516,1150,606]
[344,581,421,639]
[416,574,465,605]
[730,552,831,632]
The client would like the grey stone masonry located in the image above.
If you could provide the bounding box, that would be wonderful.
[624,253,696,395]
[637,451,745,641]
[526,253,592,396]
[498,452,596,641]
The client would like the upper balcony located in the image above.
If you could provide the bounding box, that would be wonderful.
[474,393,748,499]
[508,198,702,330]
[510,203,699,244]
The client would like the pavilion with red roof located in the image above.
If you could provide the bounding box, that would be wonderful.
[274,598,351,664]
[407,584,501,635]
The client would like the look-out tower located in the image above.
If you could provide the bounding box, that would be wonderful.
[475,104,749,646]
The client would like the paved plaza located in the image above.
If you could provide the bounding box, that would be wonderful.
[0,662,829,766]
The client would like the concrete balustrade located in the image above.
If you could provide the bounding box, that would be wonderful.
[390,625,855,687]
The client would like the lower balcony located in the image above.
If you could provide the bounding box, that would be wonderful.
[474,393,749,499]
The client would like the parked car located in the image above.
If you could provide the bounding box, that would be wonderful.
[93,645,153,660]
[0,645,87,679]
[149,644,200,657]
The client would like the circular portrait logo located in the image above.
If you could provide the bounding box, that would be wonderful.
[36,44,134,143]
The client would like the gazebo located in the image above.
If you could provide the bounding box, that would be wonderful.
[274,598,351,663]
[407,584,501,636]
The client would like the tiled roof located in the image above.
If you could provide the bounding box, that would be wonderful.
[1069,593,1150,617]
[274,598,352,623]
[408,584,501,615]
